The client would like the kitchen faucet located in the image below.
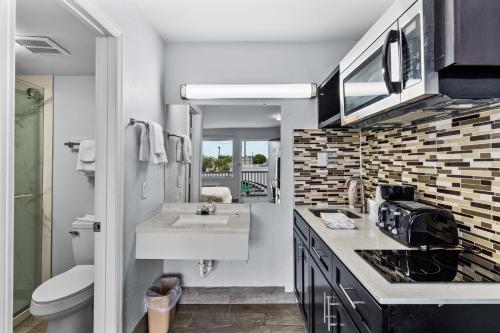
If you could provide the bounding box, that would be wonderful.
[345,176,366,213]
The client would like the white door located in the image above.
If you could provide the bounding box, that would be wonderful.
[94,36,123,333]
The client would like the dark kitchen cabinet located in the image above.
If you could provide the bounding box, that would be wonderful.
[294,232,306,317]
[309,258,334,333]
[318,66,342,128]
[309,244,361,333]
[293,209,500,333]
[294,211,361,333]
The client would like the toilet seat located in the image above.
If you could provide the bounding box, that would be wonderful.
[31,265,94,318]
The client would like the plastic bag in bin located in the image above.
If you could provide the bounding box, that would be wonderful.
[144,276,182,313]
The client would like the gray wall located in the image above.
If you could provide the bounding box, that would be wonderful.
[163,42,355,289]
[52,76,95,275]
[94,1,166,332]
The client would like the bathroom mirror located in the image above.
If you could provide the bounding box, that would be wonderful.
[163,104,281,205]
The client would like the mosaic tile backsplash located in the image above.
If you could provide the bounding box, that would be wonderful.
[293,108,500,263]
[293,128,360,205]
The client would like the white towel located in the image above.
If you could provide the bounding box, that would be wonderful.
[77,140,95,176]
[320,213,356,230]
[181,135,192,164]
[147,121,168,164]
[138,123,150,162]
[79,140,95,162]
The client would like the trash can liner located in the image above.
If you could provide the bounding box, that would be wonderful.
[144,277,182,313]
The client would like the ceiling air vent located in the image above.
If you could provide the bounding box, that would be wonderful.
[15,36,70,55]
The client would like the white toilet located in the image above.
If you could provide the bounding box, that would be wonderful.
[30,215,95,333]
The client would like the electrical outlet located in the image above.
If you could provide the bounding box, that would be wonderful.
[317,152,328,167]
[141,181,148,199]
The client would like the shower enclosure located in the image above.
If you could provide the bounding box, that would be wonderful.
[13,79,44,318]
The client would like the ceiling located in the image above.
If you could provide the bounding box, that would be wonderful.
[16,0,97,75]
[134,0,395,42]
[199,105,281,129]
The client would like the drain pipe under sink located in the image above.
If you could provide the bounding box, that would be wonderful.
[199,259,214,278]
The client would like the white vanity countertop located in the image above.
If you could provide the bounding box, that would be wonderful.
[136,203,250,234]
[294,205,500,305]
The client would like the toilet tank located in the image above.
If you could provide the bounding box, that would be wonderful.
[71,215,95,265]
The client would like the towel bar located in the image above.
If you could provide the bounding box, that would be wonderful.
[128,117,184,138]
[64,142,80,148]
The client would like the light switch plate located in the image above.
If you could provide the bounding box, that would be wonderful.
[317,152,328,167]
[141,181,148,199]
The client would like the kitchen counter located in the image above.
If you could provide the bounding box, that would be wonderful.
[294,205,500,305]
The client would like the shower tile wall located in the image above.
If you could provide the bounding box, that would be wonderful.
[293,128,360,205]
[293,108,500,263]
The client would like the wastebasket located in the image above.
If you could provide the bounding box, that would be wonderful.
[144,276,182,333]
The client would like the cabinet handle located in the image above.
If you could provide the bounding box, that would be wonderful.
[312,246,325,260]
[339,283,364,310]
[325,294,338,332]
[297,243,303,261]
[323,292,328,324]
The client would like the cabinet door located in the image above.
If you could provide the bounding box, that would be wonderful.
[293,232,304,313]
[310,258,336,333]
[337,301,361,333]
[303,245,311,328]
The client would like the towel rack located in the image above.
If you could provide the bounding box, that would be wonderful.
[128,118,184,138]
[64,142,80,148]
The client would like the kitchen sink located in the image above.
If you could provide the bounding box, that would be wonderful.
[308,208,361,219]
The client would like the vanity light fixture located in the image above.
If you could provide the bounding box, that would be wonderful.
[180,84,317,100]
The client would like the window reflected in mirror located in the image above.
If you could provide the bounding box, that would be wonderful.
[197,105,281,205]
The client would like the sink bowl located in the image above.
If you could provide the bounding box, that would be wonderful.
[172,215,230,227]
[309,208,361,219]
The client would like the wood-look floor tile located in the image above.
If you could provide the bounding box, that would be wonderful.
[178,304,230,314]
[230,312,266,327]
[266,325,306,333]
[187,312,232,328]
[265,311,304,326]
[171,313,193,328]
[231,304,301,315]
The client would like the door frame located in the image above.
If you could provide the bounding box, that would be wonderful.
[0,1,124,332]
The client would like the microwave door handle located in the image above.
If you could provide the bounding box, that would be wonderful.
[382,29,401,94]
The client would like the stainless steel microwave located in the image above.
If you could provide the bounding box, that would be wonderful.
[339,0,500,127]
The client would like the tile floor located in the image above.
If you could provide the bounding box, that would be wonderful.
[174,304,305,333]
[16,288,302,333]
[13,316,47,333]
[134,287,305,333]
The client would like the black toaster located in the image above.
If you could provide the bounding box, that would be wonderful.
[377,201,458,247]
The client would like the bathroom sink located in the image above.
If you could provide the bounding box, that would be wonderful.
[136,203,250,260]
[309,208,361,219]
[172,215,230,227]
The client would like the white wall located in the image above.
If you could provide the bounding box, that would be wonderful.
[92,1,166,332]
[52,76,95,275]
[163,42,355,289]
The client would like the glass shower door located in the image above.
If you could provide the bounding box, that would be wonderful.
[14,79,44,316]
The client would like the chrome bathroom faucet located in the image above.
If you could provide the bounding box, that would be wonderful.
[196,203,217,215]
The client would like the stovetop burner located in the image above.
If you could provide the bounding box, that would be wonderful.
[356,249,500,283]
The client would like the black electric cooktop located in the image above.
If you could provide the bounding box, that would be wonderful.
[356,249,500,283]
